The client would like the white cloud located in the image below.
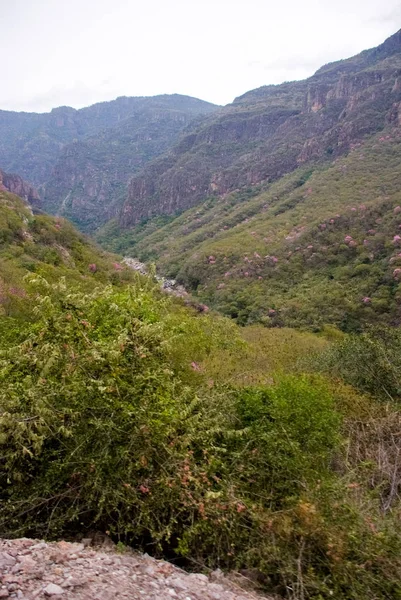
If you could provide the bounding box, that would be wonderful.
[1,0,400,112]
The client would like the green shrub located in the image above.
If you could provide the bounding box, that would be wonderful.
[316,327,401,401]
[0,278,400,597]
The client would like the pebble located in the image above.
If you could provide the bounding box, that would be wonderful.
[43,583,64,596]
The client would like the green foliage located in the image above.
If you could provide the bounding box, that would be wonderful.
[315,327,401,401]
[0,190,139,320]
[0,277,400,598]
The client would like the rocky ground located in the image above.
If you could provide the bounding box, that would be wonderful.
[0,538,272,600]
[123,257,188,298]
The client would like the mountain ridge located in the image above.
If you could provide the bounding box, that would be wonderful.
[119,29,401,227]
[0,94,218,230]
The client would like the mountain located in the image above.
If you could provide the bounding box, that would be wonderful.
[94,30,401,332]
[120,30,401,227]
[0,95,218,230]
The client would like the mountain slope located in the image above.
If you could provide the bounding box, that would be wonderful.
[1,187,401,599]
[99,125,401,331]
[0,188,137,323]
[120,29,401,227]
[0,95,218,230]
[42,98,218,230]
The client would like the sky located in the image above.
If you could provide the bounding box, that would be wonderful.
[1,0,400,113]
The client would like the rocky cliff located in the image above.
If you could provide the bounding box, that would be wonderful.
[120,29,401,227]
[0,168,40,205]
[0,95,218,230]
[42,100,218,230]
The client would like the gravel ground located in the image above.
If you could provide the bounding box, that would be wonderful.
[0,538,273,600]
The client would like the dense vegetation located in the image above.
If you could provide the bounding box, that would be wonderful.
[0,189,400,599]
[0,189,138,324]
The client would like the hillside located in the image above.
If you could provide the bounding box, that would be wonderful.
[3,28,401,600]
[0,95,218,230]
[0,188,137,323]
[119,29,401,227]
[1,187,401,598]
[100,126,401,331]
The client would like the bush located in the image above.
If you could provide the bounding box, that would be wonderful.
[0,278,400,598]
[316,327,401,401]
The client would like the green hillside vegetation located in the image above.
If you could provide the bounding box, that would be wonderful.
[0,190,137,326]
[3,30,401,600]
[99,128,401,331]
[0,190,399,598]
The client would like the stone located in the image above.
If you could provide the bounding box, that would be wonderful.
[17,556,37,573]
[0,538,262,600]
[187,573,209,584]
[43,583,64,596]
[0,554,16,568]
[61,576,86,588]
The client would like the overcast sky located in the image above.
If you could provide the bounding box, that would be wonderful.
[1,0,400,113]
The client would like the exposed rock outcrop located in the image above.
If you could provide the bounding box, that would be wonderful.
[0,169,40,205]
[0,96,218,230]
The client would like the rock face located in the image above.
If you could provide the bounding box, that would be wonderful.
[0,95,218,230]
[120,29,401,227]
[0,538,269,600]
[0,169,40,205]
